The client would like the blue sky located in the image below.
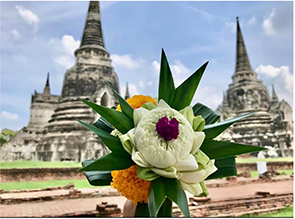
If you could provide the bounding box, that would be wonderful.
[1,1,293,131]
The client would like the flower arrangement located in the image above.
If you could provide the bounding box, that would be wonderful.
[78,50,265,217]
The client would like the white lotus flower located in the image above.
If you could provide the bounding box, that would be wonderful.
[119,99,217,196]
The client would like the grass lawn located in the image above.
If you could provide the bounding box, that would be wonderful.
[249,169,293,178]
[0,179,105,191]
[236,157,293,164]
[0,160,81,169]
[242,206,293,217]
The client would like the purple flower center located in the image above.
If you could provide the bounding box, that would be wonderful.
[156,116,179,140]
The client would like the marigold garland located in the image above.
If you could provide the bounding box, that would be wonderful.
[111,165,150,205]
[117,94,156,111]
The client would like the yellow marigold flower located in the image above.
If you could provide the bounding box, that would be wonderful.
[117,95,156,111]
[111,165,150,205]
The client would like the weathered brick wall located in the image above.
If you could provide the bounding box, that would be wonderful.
[236,161,293,172]
[0,161,293,182]
[0,167,85,182]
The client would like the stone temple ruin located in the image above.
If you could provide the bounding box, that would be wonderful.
[1,1,120,162]
[216,18,293,157]
[0,5,293,162]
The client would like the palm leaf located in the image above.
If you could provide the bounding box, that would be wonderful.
[203,111,256,139]
[78,120,129,157]
[104,79,134,121]
[82,100,134,134]
[193,102,220,125]
[201,140,266,159]
[170,62,209,111]
[158,49,175,105]
[79,153,134,172]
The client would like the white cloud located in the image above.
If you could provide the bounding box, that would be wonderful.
[152,61,160,74]
[192,86,223,110]
[248,16,256,25]
[12,29,20,39]
[225,21,236,33]
[50,35,80,69]
[188,6,213,21]
[256,65,293,92]
[61,35,80,55]
[147,81,153,86]
[255,65,293,107]
[55,56,75,70]
[111,54,141,69]
[263,9,277,36]
[1,111,19,120]
[15,5,39,25]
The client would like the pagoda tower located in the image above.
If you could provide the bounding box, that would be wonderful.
[217,17,274,148]
[216,17,293,156]
[36,1,119,162]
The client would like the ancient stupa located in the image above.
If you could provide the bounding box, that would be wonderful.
[0,1,120,162]
[216,17,293,157]
[36,1,120,162]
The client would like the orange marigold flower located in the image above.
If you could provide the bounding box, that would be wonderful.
[111,165,150,205]
[117,95,156,111]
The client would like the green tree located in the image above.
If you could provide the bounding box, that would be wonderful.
[0,129,17,146]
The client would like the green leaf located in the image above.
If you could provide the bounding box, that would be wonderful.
[170,61,209,111]
[79,153,134,172]
[82,160,112,186]
[78,120,130,157]
[158,49,175,105]
[148,177,189,217]
[148,177,167,217]
[201,140,266,159]
[135,203,150,217]
[104,79,134,121]
[157,198,173,217]
[82,100,134,134]
[166,179,190,217]
[203,111,257,139]
[93,116,114,133]
[206,156,237,180]
[193,102,220,125]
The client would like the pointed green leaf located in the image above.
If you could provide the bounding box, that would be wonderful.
[104,79,134,120]
[82,160,112,186]
[206,156,237,180]
[78,120,130,157]
[148,177,189,217]
[166,179,190,217]
[79,153,134,172]
[193,102,220,125]
[170,61,209,111]
[157,198,173,217]
[203,111,257,139]
[93,116,114,133]
[135,203,150,217]
[201,140,266,159]
[158,49,175,104]
[82,100,134,134]
[148,177,167,217]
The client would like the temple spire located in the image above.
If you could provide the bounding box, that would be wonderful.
[235,17,253,73]
[125,82,130,100]
[271,84,279,103]
[43,72,50,95]
[80,1,105,48]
